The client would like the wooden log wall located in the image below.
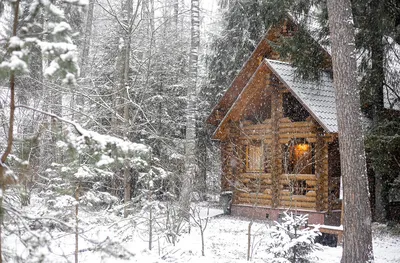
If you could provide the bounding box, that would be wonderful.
[220,122,240,191]
[235,173,272,206]
[220,141,232,192]
[279,174,317,209]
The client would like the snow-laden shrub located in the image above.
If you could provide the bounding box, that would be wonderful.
[41,125,151,209]
[264,212,321,263]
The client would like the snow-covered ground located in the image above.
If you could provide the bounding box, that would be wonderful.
[4,196,400,263]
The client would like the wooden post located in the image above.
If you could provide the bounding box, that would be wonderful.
[315,128,325,211]
[270,79,282,208]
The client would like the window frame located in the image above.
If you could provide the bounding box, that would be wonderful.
[283,139,315,175]
[245,140,266,173]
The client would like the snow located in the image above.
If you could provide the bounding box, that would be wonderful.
[96,155,115,167]
[52,21,72,34]
[3,196,400,263]
[0,51,28,72]
[9,36,24,49]
[62,0,89,6]
[44,60,60,76]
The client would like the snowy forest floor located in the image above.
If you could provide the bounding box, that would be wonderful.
[3,194,400,263]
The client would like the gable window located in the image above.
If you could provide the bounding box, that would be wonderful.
[244,94,272,124]
[283,139,314,174]
[282,92,310,122]
[246,141,265,172]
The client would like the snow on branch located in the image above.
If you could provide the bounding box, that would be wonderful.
[15,104,150,155]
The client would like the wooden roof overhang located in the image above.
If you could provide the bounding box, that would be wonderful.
[207,19,295,129]
[212,62,272,140]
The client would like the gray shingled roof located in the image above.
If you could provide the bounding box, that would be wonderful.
[265,59,338,133]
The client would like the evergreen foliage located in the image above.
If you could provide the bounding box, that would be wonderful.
[0,0,84,84]
[206,0,271,109]
[365,117,400,219]
[264,212,321,263]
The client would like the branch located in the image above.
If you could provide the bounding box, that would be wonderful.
[383,82,400,106]
[15,105,85,136]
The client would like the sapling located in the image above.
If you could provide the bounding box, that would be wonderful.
[264,212,321,263]
[190,205,210,256]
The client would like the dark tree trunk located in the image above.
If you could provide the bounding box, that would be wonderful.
[196,127,208,196]
[326,0,374,262]
[370,30,386,223]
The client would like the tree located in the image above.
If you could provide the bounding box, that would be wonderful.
[181,0,200,217]
[207,0,271,107]
[264,213,321,263]
[326,0,373,261]
[0,2,20,261]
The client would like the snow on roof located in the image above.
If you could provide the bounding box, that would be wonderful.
[265,59,338,133]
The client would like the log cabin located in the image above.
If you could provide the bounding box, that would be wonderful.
[207,17,343,226]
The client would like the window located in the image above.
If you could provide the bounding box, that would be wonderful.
[283,140,314,174]
[282,178,312,196]
[246,141,265,172]
[244,94,271,124]
[292,179,307,195]
[282,92,310,122]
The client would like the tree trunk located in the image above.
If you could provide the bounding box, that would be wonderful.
[370,30,386,223]
[180,0,200,217]
[80,0,94,79]
[75,184,80,263]
[75,0,94,110]
[196,127,207,196]
[326,0,374,262]
[122,0,133,218]
[0,2,20,262]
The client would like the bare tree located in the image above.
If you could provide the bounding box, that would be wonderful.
[326,0,374,261]
[180,0,200,217]
[190,206,210,256]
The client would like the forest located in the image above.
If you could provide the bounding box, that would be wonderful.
[0,0,399,262]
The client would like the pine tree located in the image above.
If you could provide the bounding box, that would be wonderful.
[352,0,400,223]
[326,0,374,261]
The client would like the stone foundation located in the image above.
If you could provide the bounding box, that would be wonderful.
[231,204,340,225]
